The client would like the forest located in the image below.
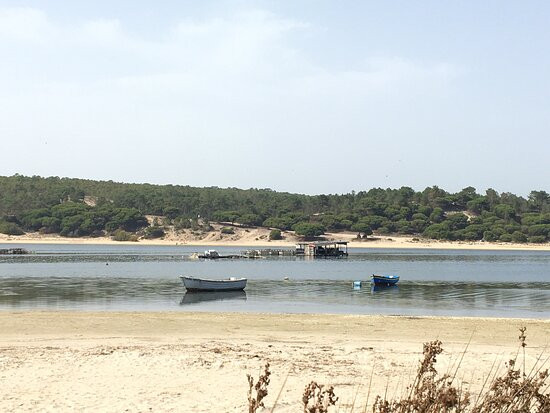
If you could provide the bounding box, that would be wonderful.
[0,174,549,243]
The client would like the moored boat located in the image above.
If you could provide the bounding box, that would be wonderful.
[180,276,247,291]
[371,274,400,286]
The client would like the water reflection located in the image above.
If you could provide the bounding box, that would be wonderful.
[1,276,549,316]
[371,284,400,293]
[180,290,247,305]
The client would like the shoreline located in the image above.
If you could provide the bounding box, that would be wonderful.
[1,312,548,412]
[1,233,550,251]
[1,310,549,322]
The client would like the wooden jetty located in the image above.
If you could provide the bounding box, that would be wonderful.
[0,248,29,255]
[241,249,295,258]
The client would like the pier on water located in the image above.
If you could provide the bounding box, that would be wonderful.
[0,248,29,255]
[191,241,349,260]
[295,240,348,257]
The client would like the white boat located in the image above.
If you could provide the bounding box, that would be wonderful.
[180,276,247,291]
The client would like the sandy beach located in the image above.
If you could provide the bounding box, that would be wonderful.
[1,228,550,251]
[0,312,548,412]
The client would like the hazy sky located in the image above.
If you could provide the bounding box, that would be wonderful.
[1,1,549,195]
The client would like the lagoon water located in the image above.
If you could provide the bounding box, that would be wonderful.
[0,243,549,317]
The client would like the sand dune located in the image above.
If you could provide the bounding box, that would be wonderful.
[1,226,550,251]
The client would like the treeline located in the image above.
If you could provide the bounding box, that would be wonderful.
[0,175,549,243]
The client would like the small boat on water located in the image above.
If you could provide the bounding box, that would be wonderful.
[371,274,400,286]
[180,276,247,292]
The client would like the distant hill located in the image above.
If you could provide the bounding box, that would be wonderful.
[0,174,549,244]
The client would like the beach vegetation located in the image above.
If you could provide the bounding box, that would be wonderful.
[247,362,270,413]
[528,235,546,243]
[0,176,548,244]
[351,221,373,238]
[254,327,548,413]
[221,226,234,234]
[144,226,165,239]
[293,222,325,238]
[499,233,513,242]
[173,217,191,230]
[423,223,451,240]
[237,213,262,227]
[511,231,528,243]
[112,229,138,242]
[269,229,282,240]
[0,220,24,235]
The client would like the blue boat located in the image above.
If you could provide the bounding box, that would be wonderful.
[371,274,400,286]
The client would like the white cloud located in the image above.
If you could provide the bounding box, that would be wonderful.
[80,18,124,43]
[0,7,52,42]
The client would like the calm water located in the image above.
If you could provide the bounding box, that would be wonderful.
[0,243,549,317]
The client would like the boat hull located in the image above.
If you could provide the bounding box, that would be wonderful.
[181,276,247,292]
[371,274,400,286]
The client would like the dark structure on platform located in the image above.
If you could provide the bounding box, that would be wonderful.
[295,240,348,257]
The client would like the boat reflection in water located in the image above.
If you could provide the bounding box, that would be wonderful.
[180,290,247,305]
[371,284,400,294]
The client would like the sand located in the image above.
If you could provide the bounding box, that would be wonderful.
[0,312,548,412]
[1,227,550,251]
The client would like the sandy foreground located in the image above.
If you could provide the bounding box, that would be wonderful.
[1,228,550,251]
[0,312,548,412]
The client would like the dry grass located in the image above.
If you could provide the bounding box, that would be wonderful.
[246,327,549,413]
[302,381,338,413]
[247,362,271,413]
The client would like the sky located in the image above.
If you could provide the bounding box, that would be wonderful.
[0,0,549,196]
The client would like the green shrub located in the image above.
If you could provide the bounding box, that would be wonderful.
[377,226,393,235]
[499,233,513,242]
[263,217,293,230]
[237,213,262,227]
[0,221,24,235]
[144,226,165,239]
[112,229,138,242]
[269,229,282,240]
[483,230,498,242]
[174,218,191,230]
[527,224,550,237]
[423,223,451,240]
[292,222,325,238]
[221,226,234,234]
[511,231,528,243]
[528,235,547,243]
[351,222,373,237]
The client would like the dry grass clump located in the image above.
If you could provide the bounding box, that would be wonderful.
[370,327,549,413]
[302,381,338,413]
[471,329,550,412]
[245,327,548,413]
[372,340,470,413]
[247,362,271,413]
